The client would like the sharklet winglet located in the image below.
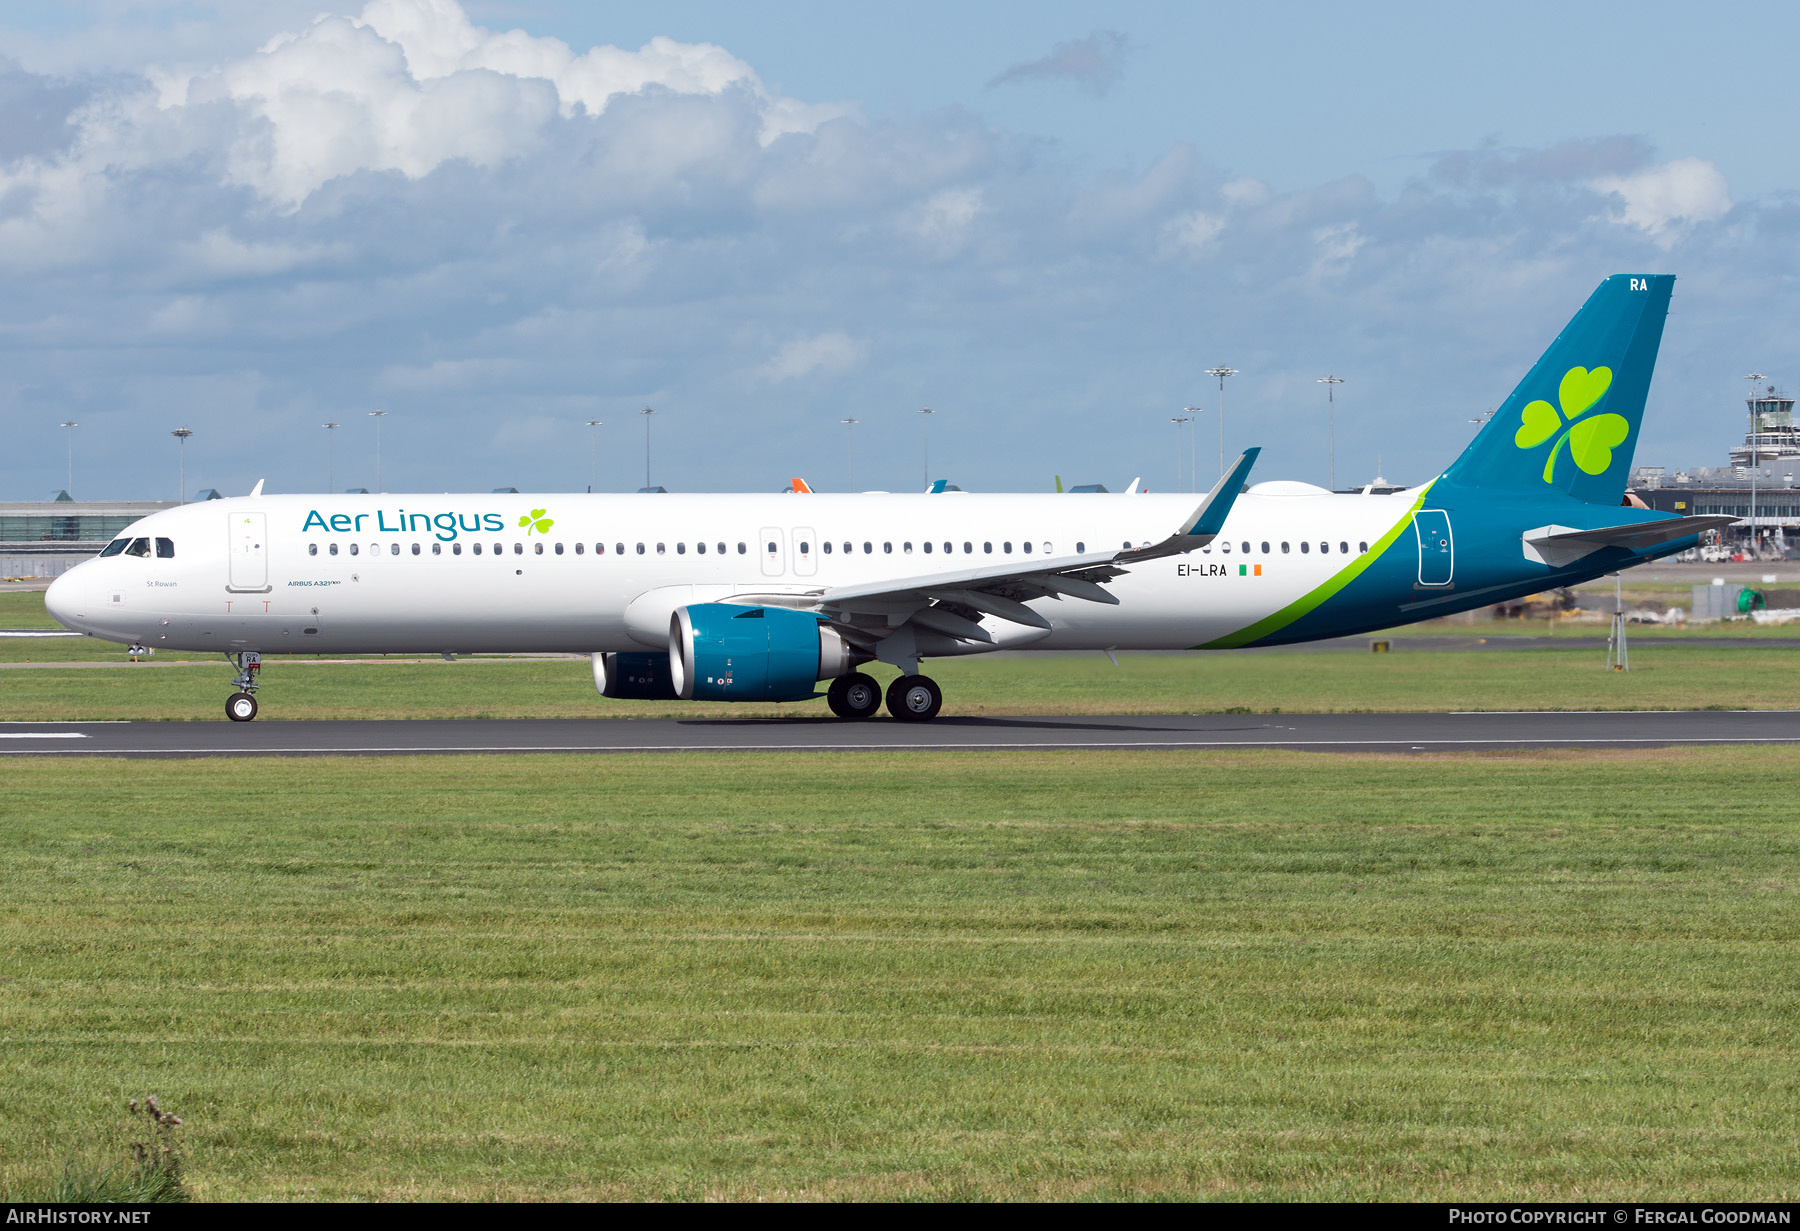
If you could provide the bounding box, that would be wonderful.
[1113,448,1259,565]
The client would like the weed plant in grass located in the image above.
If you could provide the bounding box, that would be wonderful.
[0,644,1791,721]
[3,1096,189,1203]
[3,748,1800,1200]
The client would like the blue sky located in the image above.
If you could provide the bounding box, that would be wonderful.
[1,0,1795,499]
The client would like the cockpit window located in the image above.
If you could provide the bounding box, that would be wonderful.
[155,538,175,558]
[99,539,128,557]
[124,538,151,558]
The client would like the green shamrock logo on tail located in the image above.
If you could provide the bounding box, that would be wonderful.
[1515,366,1628,483]
[519,508,553,535]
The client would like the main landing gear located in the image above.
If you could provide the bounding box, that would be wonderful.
[825,671,944,721]
[827,672,882,719]
[884,673,943,722]
[225,651,262,722]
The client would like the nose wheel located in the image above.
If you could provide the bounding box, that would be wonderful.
[885,673,943,722]
[224,651,262,721]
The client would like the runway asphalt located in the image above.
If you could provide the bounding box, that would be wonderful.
[0,710,1794,757]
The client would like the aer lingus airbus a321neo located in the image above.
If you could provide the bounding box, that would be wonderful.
[46,274,1731,722]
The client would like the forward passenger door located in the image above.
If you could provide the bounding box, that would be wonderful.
[227,512,270,593]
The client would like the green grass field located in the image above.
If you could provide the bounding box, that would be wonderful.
[2,645,1795,721]
[5,748,1799,1201]
[4,587,1794,721]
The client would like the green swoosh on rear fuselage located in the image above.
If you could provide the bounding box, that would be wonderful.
[1198,483,1434,649]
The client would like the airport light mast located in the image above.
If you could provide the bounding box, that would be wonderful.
[1206,367,1238,481]
[841,417,858,491]
[1170,415,1189,491]
[918,407,933,491]
[1745,372,1765,558]
[1182,407,1204,492]
[368,410,388,493]
[171,427,193,504]
[59,420,76,497]
[585,419,603,493]
[1318,375,1344,490]
[640,407,656,490]
[322,421,339,494]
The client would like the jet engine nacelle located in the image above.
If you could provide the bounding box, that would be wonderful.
[669,603,862,702]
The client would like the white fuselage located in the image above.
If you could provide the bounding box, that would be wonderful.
[45,489,1420,656]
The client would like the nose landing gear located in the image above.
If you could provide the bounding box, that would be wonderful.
[225,651,262,722]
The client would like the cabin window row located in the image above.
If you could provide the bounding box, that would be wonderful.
[304,538,1096,558]
[1205,540,1370,555]
[812,540,1068,556]
[305,540,755,557]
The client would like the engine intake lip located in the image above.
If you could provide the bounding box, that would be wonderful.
[670,607,697,700]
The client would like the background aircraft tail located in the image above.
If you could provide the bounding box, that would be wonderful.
[1439,274,1673,505]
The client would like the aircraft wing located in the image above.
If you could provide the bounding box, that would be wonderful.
[735,450,1259,648]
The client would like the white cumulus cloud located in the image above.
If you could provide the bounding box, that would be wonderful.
[905,186,984,254]
[1589,157,1731,243]
[1165,210,1224,255]
[761,332,864,383]
[134,0,853,206]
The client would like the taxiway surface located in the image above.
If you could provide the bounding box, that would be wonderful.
[0,710,1794,757]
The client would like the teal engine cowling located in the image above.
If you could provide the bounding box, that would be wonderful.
[670,604,861,701]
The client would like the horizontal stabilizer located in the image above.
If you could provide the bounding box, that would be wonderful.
[1523,514,1736,568]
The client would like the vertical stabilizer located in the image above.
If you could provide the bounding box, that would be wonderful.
[1440,275,1673,505]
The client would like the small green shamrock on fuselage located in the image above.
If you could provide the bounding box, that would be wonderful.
[519,508,554,535]
[1514,365,1628,484]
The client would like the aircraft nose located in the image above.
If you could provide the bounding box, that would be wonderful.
[44,568,88,632]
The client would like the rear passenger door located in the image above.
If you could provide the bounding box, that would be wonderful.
[1413,510,1453,587]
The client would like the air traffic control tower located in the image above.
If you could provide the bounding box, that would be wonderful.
[1730,384,1800,468]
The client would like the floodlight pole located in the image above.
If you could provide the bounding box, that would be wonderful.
[322,422,339,494]
[1745,373,1765,558]
[841,417,858,491]
[640,407,656,489]
[171,427,193,503]
[368,410,387,493]
[1318,375,1344,490]
[1182,407,1203,492]
[585,420,603,492]
[1170,416,1189,491]
[59,421,77,496]
[919,407,933,491]
[1206,366,1237,481]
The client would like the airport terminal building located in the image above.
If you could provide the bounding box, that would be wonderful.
[1629,386,1800,557]
[1,492,181,579]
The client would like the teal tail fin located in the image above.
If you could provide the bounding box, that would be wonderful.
[1440,274,1673,505]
